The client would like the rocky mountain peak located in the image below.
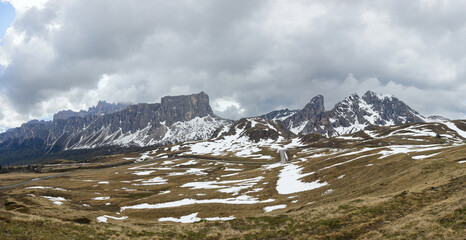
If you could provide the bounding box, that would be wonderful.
[362,91,394,104]
[90,100,128,115]
[280,95,326,134]
[53,101,128,121]
[261,90,432,137]
[335,93,360,110]
[303,95,325,113]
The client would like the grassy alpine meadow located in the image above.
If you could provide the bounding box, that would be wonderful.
[1,125,465,239]
[2,0,466,239]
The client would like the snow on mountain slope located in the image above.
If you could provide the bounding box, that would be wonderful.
[181,118,299,159]
[441,121,466,139]
[426,115,450,122]
[324,91,425,136]
[258,109,298,121]
[162,116,231,144]
[213,118,294,143]
[289,121,308,135]
[354,120,466,143]
[0,92,232,165]
[273,91,429,137]
[68,115,230,149]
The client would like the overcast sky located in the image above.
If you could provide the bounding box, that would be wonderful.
[0,0,465,132]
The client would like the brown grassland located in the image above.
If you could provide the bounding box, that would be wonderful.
[0,123,465,239]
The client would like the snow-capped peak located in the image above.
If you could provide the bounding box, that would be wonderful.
[363,90,393,101]
[262,91,431,137]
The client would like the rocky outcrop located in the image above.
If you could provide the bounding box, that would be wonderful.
[282,95,326,134]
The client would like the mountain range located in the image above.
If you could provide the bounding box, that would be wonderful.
[260,91,435,137]
[0,91,448,165]
[53,101,129,121]
[0,92,229,165]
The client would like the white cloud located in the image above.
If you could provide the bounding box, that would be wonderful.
[212,98,242,112]
[212,97,245,120]
[0,0,465,130]
[1,0,49,13]
[0,93,26,131]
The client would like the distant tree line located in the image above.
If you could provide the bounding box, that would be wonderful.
[0,164,43,174]
[1,141,158,166]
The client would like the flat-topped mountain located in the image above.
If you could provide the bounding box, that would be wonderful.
[0,92,230,165]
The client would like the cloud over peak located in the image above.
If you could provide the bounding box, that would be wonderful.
[0,0,465,130]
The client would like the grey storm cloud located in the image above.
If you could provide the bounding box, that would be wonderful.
[0,0,465,129]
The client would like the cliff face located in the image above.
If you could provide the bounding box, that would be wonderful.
[160,92,214,125]
[0,92,229,164]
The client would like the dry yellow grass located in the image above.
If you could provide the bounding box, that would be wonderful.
[0,124,465,239]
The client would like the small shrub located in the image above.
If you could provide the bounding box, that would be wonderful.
[4,201,29,213]
[4,201,16,208]
[0,216,10,223]
[440,207,465,230]
[316,219,342,229]
[73,217,91,224]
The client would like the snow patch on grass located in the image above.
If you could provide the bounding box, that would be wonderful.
[412,152,440,160]
[277,163,327,194]
[264,204,287,213]
[121,195,274,211]
[132,170,155,176]
[442,122,466,139]
[92,196,110,200]
[162,160,175,165]
[168,168,209,176]
[322,189,334,195]
[97,215,128,223]
[158,212,235,223]
[173,159,198,167]
[42,196,67,205]
[133,177,167,186]
[335,135,363,140]
[224,167,243,171]
[378,145,452,159]
[221,172,239,178]
[181,177,263,195]
[26,186,68,191]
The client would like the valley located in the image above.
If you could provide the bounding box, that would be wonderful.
[2,1,465,238]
